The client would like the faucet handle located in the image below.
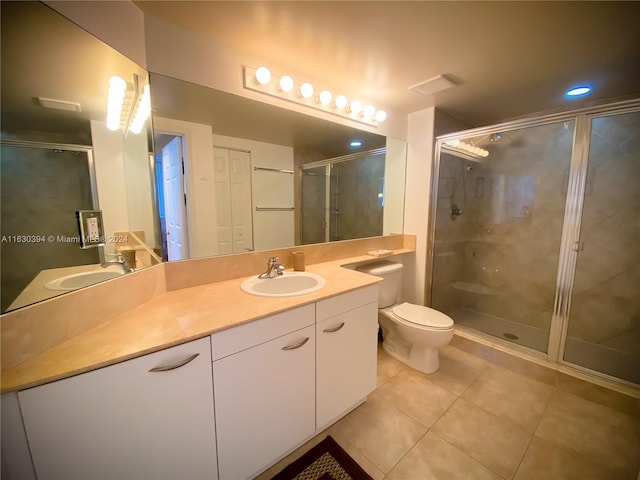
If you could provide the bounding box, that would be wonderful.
[268,256,279,265]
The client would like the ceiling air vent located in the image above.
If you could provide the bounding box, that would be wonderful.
[408,74,457,97]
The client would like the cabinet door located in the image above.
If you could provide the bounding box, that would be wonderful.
[18,337,217,480]
[214,325,315,480]
[316,301,378,429]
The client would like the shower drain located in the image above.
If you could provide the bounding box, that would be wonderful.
[503,332,519,340]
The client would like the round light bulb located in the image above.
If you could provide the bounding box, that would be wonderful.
[300,82,314,99]
[375,110,387,122]
[255,67,271,85]
[334,95,348,110]
[349,100,362,115]
[363,105,375,119]
[318,90,332,105]
[109,75,126,91]
[279,75,294,92]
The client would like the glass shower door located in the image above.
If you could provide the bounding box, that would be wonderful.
[431,120,575,353]
[563,110,640,383]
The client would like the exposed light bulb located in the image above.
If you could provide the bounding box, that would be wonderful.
[349,100,363,115]
[318,90,332,105]
[362,105,375,119]
[129,84,151,134]
[334,95,348,110]
[106,75,126,131]
[300,82,314,99]
[279,75,294,93]
[375,110,387,122]
[255,66,271,85]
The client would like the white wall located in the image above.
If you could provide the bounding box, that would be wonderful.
[213,134,295,251]
[123,129,155,246]
[90,120,130,256]
[383,137,408,236]
[153,117,217,259]
[142,13,406,141]
[402,107,436,305]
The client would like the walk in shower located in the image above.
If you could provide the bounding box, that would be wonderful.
[300,148,385,244]
[429,100,640,386]
[0,141,98,312]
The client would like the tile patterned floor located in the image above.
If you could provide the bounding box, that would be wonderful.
[257,344,640,480]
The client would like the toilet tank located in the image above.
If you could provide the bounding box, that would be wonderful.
[356,261,403,308]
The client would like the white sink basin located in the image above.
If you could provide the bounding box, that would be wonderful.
[45,269,125,291]
[241,271,325,297]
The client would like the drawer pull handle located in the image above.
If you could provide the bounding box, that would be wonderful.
[323,322,345,333]
[149,353,199,372]
[281,337,310,351]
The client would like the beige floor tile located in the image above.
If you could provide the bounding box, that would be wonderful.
[375,369,457,428]
[462,363,554,433]
[432,397,532,479]
[514,435,627,480]
[423,345,488,395]
[556,371,640,418]
[376,346,407,388]
[330,392,427,474]
[326,428,386,480]
[388,431,503,480]
[536,390,640,477]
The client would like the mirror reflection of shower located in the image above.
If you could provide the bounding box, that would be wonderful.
[300,148,385,244]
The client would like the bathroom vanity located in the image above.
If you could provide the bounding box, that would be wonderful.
[0,252,391,480]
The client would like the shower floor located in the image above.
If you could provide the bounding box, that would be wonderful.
[449,308,640,385]
[449,308,549,353]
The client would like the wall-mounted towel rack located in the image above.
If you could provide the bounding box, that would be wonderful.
[255,206,294,212]
[253,166,294,174]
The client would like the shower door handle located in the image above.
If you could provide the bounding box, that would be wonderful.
[572,241,584,253]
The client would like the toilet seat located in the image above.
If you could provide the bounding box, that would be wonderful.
[391,302,454,330]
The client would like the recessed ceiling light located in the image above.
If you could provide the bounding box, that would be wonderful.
[566,86,592,97]
[350,140,363,148]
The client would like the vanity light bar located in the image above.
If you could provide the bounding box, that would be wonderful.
[243,66,387,127]
[443,139,489,158]
[106,74,151,134]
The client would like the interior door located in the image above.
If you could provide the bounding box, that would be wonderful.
[229,150,253,253]
[213,148,232,255]
[162,137,189,260]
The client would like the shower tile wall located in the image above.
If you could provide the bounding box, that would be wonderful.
[432,122,575,352]
[0,146,98,311]
[332,153,384,241]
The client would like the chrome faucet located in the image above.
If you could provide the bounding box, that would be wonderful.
[258,256,285,279]
[102,253,135,273]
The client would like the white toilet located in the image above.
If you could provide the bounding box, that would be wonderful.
[357,261,454,374]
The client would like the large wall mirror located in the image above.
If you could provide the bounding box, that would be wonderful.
[0,1,158,313]
[0,1,407,315]
[149,73,407,261]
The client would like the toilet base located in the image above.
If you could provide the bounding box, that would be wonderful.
[381,340,440,374]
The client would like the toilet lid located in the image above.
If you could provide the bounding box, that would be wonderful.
[391,302,454,329]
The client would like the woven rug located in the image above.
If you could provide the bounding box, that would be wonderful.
[270,436,373,480]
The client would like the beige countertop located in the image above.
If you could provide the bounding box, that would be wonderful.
[1,255,393,393]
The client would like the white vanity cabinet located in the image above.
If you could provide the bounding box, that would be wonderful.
[17,337,217,480]
[211,304,316,480]
[316,285,379,429]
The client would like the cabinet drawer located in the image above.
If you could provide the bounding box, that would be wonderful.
[17,337,217,480]
[211,304,314,360]
[316,285,378,322]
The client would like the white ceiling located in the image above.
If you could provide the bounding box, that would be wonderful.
[134,1,640,127]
